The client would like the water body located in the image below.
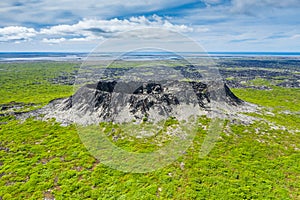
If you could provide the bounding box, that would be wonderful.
[0,52,300,62]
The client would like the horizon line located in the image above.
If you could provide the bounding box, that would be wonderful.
[0,51,300,54]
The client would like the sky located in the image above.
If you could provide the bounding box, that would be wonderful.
[0,0,300,52]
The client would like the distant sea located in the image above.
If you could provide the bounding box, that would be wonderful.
[0,52,300,62]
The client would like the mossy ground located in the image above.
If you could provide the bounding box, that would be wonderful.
[0,62,299,199]
[0,62,76,107]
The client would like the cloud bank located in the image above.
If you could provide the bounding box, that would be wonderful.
[0,26,37,42]
[0,15,194,44]
[0,0,300,51]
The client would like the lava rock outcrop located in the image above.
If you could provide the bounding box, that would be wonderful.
[31,79,249,125]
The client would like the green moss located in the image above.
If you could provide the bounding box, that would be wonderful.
[0,62,76,106]
[247,78,272,87]
[232,87,300,112]
[0,62,299,199]
[0,115,299,199]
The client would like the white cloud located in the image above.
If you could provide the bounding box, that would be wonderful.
[203,0,222,3]
[290,34,300,39]
[202,0,223,6]
[69,37,96,42]
[0,0,197,27]
[0,26,37,42]
[40,15,193,35]
[230,0,300,14]
[1,1,300,51]
[39,15,193,43]
[0,15,194,44]
[42,38,66,44]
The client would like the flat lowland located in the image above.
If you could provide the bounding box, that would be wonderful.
[0,59,299,199]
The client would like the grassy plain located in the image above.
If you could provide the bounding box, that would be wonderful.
[0,61,299,199]
[0,62,75,106]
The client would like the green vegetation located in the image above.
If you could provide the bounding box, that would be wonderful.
[0,62,299,199]
[1,115,299,199]
[242,77,287,88]
[245,78,273,87]
[85,60,187,69]
[233,86,300,112]
[225,77,235,81]
[233,81,300,131]
[0,62,76,106]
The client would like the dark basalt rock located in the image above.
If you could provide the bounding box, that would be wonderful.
[14,77,254,126]
[224,84,243,105]
[49,79,244,124]
[0,102,35,111]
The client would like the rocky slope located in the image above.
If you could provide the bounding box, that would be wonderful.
[24,79,256,125]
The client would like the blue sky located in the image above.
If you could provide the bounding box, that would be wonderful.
[0,0,300,52]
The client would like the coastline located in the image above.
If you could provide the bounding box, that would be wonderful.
[1,52,300,63]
